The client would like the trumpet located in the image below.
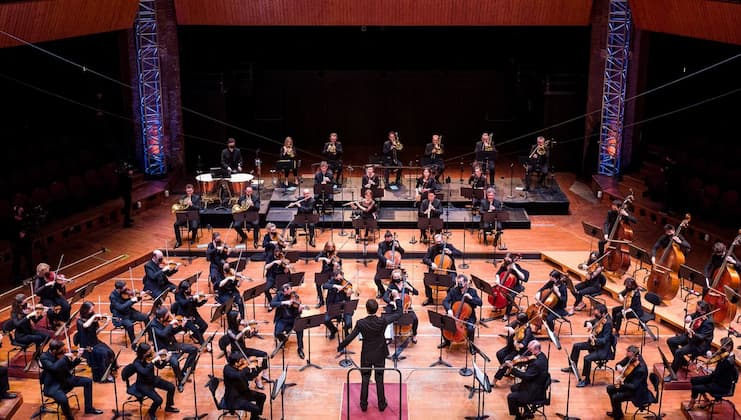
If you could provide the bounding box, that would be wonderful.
[392,132,403,151]
[286,196,310,208]
[327,142,336,154]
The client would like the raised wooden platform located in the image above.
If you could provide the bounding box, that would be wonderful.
[682,399,740,419]
[653,363,703,391]
[0,393,22,420]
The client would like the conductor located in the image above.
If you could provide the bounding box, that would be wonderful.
[338,299,403,413]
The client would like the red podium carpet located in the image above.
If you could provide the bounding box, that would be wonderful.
[341,383,408,420]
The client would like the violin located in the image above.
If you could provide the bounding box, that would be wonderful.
[160,260,181,272]
[269,231,287,248]
[120,287,147,300]
[489,254,522,309]
[289,291,303,308]
[703,230,741,327]
[236,356,262,370]
[65,347,94,358]
[647,214,690,301]
[338,278,358,297]
[615,355,640,387]
[588,316,607,346]
[145,349,173,363]
[503,351,536,375]
[685,308,721,338]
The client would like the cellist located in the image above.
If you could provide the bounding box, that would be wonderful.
[374,231,405,298]
[383,269,420,343]
[493,253,529,321]
[651,224,691,265]
[665,301,714,382]
[599,199,637,257]
[422,234,462,306]
[534,270,569,332]
[439,275,482,349]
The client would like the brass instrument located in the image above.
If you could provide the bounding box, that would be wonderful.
[529,140,552,159]
[232,197,253,213]
[284,146,295,158]
[171,196,193,213]
[392,132,403,151]
[483,133,494,152]
[327,142,336,154]
[431,136,443,156]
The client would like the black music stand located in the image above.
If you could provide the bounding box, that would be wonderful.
[276,272,305,291]
[461,187,485,211]
[242,283,267,320]
[270,367,289,420]
[314,273,330,306]
[417,217,443,243]
[69,282,97,306]
[388,312,416,367]
[481,211,507,251]
[471,274,496,325]
[678,264,704,299]
[228,257,248,273]
[423,272,454,313]
[556,347,581,420]
[292,213,319,261]
[314,183,333,216]
[428,310,455,368]
[629,244,652,282]
[182,333,216,420]
[210,296,233,324]
[175,209,200,263]
[105,349,130,419]
[328,299,359,368]
[465,343,492,420]
[582,221,603,259]
[294,313,324,371]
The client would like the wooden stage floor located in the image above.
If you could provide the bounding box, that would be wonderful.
[2,173,740,420]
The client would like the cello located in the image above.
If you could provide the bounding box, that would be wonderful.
[603,191,635,275]
[647,214,691,301]
[384,233,402,269]
[524,275,562,331]
[489,254,522,310]
[433,234,454,275]
[443,280,473,343]
[703,231,741,327]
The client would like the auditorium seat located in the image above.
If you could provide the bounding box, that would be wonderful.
[702,184,721,218]
[83,168,103,200]
[30,187,51,209]
[686,177,704,204]
[49,181,70,216]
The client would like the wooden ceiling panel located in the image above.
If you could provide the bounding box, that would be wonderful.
[174,0,593,26]
[630,0,741,45]
[0,0,139,48]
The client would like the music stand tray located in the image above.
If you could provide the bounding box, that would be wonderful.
[417,217,444,232]
[69,282,97,306]
[276,272,305,290]
[581,221,603,239]
[293,313,325,371]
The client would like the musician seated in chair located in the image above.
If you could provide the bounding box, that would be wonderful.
[214,261,246,319]
[40,340,104,418]
[264,246,290,308]
[494,253,529,321]
[313,161,334,209]
[651,223,691,265]
[702,241,740,297]
[233,185,260,248]
[438,274,482,348]
[124,343,179,420]
[506,340,549,420]
[314,241,342,308]
[217,311,270,390]
[173,280,208,348]
[351,189,377,243]
[421,234,462,306]
[150,306,199,392]
[206,231,230,283]
[534,270,569,332]
[424,134,445,182]
[223,352,267,420]
[322,132,343,186]
[110,281,149,349]
[418,191,442,244]
[322,271,354,340]
[666,301,714,382]
[573,253,607,312]
[480,188,504,246]
[289,189,317,247]
[599,199,637,257]
[374,231,404,298]
[611,277,642,336]
[415,167,439,199]
[34,262,72,325]
[493,312,534,385]
[261,223,281,258]
[562,304,613,387]
[382,131,402,188]
[474,132,497,186]
[686,336,737,410]
[76,301,117,383]
[523,136,549,192]
[382,269,419,343]
[468,165,487,210]
[606,345,650,420]
[270,283,307,360]
[172,184,201,248]
[142,250,178,300]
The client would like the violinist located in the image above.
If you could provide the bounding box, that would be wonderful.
[173,280,209,348]
[651,223,691,265]
[666,301,714,382]
[383,269,419,342]
[150,306,198,392]
[382,131,402,188]
[142,250,178,299]
[474,132,497,186]
[687,337,737,410]
[261,223,282,257]
[703,241,739,294]
[563,303,613,387]
[606,345,650,420]
[217,311,270,390]
[76,301,116,383]
[322,270,355,340]
[270,283,307,359]
[534,270,569,331]
[524,136,549,192]
[172,183,201,248]
[34,262,71,325]
[415,167,440,200]
[422,234,462,306]
[418,190,442,244]
[221,137,243,173]
[573,252,607,312]
[39,339,103,418]
[611,277,643,336]
[279,136,298,187]
[494,253,529,321]
[351,189,378,242]
[264,245,290,309]
[223,352,267,420]
[215,262,246,318]
[314,241,342,308]
[206,231,230,282]
[361,165,381,197]
[480,188,504,247]
[439,275,482,349]
[493,312,534,385]
[123,342,179,420]
[468,165,487,209]
[375,231,405,298]
[288,188,317,247]
[506,340,549,419]
[599,199,637,257]
[110,281,148,348]
[234,185,260,248]
[7,294,50,352]
[322,132,343,185]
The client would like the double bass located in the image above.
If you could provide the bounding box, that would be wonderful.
[603,191,634,275]
[489,254,522,310]
[703,231,741,327]
[647,214,691,301]
[443,282,473,343]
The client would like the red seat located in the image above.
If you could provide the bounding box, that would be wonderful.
[67,175,87,202]
[83,169,103,197]
[30,187,51,208]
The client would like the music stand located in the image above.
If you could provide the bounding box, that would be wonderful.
[210,296,233,323]
[314,183,333,216]
[556,347,581,420]
[471,275,496,325]
[428,310,455,368]
[327,299,359,368]
[104,349,130,419]
[276,272,305,291]
[69,282,97,306]
[481,211,507,251]
[629,244,652,282]
[242,283,266,320]
[314,273,330,305]
[175,209,200,263]
[423,272,454,312]
[352,218,377,246]
[465,347,492,420]
[294,313,324,371]
[182,333,216,420]
[417,217,443,243]
[270,368,289,420]
[292,213,319,261]
[678,264,704,299]
[228,258,248,273]
[389,312,416,367]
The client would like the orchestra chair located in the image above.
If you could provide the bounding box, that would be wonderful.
[623,292,661,345]
[109,324,129,346]
[624,372,659,419]
[591,335,617,385]
[698,375,738,419]
[5,331,32,369]
[121,363,152,419]
[554,315,572,337]
[206,374,243,419]
[518,373,551,419]
[39,369,81,420]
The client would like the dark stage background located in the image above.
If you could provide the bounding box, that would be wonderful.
[178,26,591,174]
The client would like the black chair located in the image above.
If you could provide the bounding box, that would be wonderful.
[520,373,551,419]
[700,375,738,419]
[6,331,32,369]
[121,363,152,419]
[624,291,661,344]
[626,372,659,418]
[39,370,81,420]
[206,374,243,419]
[591,334,618,385]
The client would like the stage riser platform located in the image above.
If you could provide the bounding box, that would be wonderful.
[682,400,740,419]
[653,364,699,390]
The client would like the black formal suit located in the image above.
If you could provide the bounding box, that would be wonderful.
[122,358,174,418]
[206,242,229,282]
[222,364,266,420]
[494,324,534,381]
[569,315,614,380]
[382,282,420,336]
[691,356,738,399]
[480,198,504,243]
[361,173,381,196]
[474,140,498,185]
[110,289,148,345]
[221,147,243,172]
[611,288,644,332]
[507,352,549,416]
[442,286,482,344]
[607,356,651,419]
[39,351,95,418]
[173,291,208,345]
[338,306,402,410]
[173,194,201,244]
[76,317,116,382]
[668,312,714,373]
[142,260,177,298]
[374,239,404,295]
[322,141,344,183]
[422,243,461,299]
[34,276,71,324]
[599,210,637,255]
[289,197,316,243]
[651,233,691,260]
[234,193,260,244]
[418,198,442,241]
[150,318,198,384]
